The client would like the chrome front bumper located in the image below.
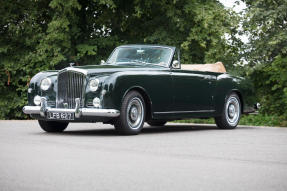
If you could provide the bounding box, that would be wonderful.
[23,97,120,118]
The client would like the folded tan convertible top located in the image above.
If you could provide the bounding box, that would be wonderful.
[181,62,226,73]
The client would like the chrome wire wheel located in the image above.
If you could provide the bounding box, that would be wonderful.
[225,96,240,126]
[126,97,144,129]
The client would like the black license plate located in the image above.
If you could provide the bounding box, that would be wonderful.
[47,112,75,120]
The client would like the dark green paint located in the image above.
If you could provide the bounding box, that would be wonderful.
[27,47,255,123]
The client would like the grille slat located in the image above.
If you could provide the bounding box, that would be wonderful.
[57,70,86,109]
[72,73,75,108]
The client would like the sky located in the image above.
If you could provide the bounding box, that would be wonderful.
[219,0,247,13]
[219,0,249,43]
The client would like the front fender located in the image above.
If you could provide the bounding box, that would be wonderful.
[28,71,58,106]
[101,70,172,112]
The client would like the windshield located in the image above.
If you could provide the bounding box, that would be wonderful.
[106,46,172,67]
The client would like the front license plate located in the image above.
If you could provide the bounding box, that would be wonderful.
[47,112,75,120]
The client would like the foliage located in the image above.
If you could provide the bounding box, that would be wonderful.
[0,0,240,119]
[239,114,287,127]
[252,56,287,117]
[242,0,287,119]
[175,114,287,127]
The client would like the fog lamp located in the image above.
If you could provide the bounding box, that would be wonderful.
[93,97,101,108]
[34,95,41,106]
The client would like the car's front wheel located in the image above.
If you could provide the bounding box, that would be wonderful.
[114,91,145,135]
[38,120,69,133]
[215,93,241,129]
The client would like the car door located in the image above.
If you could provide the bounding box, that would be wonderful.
[171,69,216,112]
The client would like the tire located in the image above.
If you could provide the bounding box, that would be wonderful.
[114,91,146,135]
[215,93,241,129]
[38,120,69,133]
[147,120,167,126]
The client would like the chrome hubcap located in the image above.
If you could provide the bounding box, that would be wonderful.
[130,107,138,121]
[228,104,236,118]
[225,96,240,126]
[127,97,144,129]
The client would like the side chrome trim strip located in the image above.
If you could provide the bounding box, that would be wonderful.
[154,110,216,114]
[81,108,120,117]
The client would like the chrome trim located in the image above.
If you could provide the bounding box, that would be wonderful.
[23,98,120,118]
[154,110,215,114]
[40,97,47,117]
[57,69,86,108]
[81,108,120,117]
[225,96,240,126]
[60,67,88,75]
[46,108,76,113]
[75,98,81,118]
[255,102,261,110]
[23,106,41,114]
[126,97,144,129]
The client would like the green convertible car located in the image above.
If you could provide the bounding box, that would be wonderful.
[23,44,255,135]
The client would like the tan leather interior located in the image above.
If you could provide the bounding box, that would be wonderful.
[181,62,226,73]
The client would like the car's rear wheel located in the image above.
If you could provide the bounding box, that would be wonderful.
[114,91,145,135]
[147,120,167,127]
[215,93,241,129]
[38,120,69,133]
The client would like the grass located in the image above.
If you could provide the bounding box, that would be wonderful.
[174,114,287,127]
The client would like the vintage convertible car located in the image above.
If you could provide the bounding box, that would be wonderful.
[23,45,255,135]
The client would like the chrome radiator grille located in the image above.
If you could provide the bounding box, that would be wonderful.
[57,70,86,109]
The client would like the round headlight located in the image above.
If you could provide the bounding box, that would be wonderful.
[93,97,101,108]
[34,95,41,106]
[89,79,99,92]
[40,78,51,91]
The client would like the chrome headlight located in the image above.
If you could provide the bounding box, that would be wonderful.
[89,79,99,92]
[40,78,51,91]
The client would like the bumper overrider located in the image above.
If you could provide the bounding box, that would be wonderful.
[23,97,120,118]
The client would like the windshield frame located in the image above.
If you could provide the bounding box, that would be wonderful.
[106,45,175,68]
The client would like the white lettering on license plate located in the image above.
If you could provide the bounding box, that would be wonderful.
[47,112,74,120]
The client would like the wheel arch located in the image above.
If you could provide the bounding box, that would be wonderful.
[122,86,153,121]
[229,89,244,114]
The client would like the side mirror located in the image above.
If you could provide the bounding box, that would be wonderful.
[172,60,180,69]
[100,60,105,65]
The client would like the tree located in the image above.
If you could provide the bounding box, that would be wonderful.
[242,0,287,118]
[0,0,240,119]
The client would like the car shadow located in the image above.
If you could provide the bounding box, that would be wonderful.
[143,124,218,134]
[58,124,219,136]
